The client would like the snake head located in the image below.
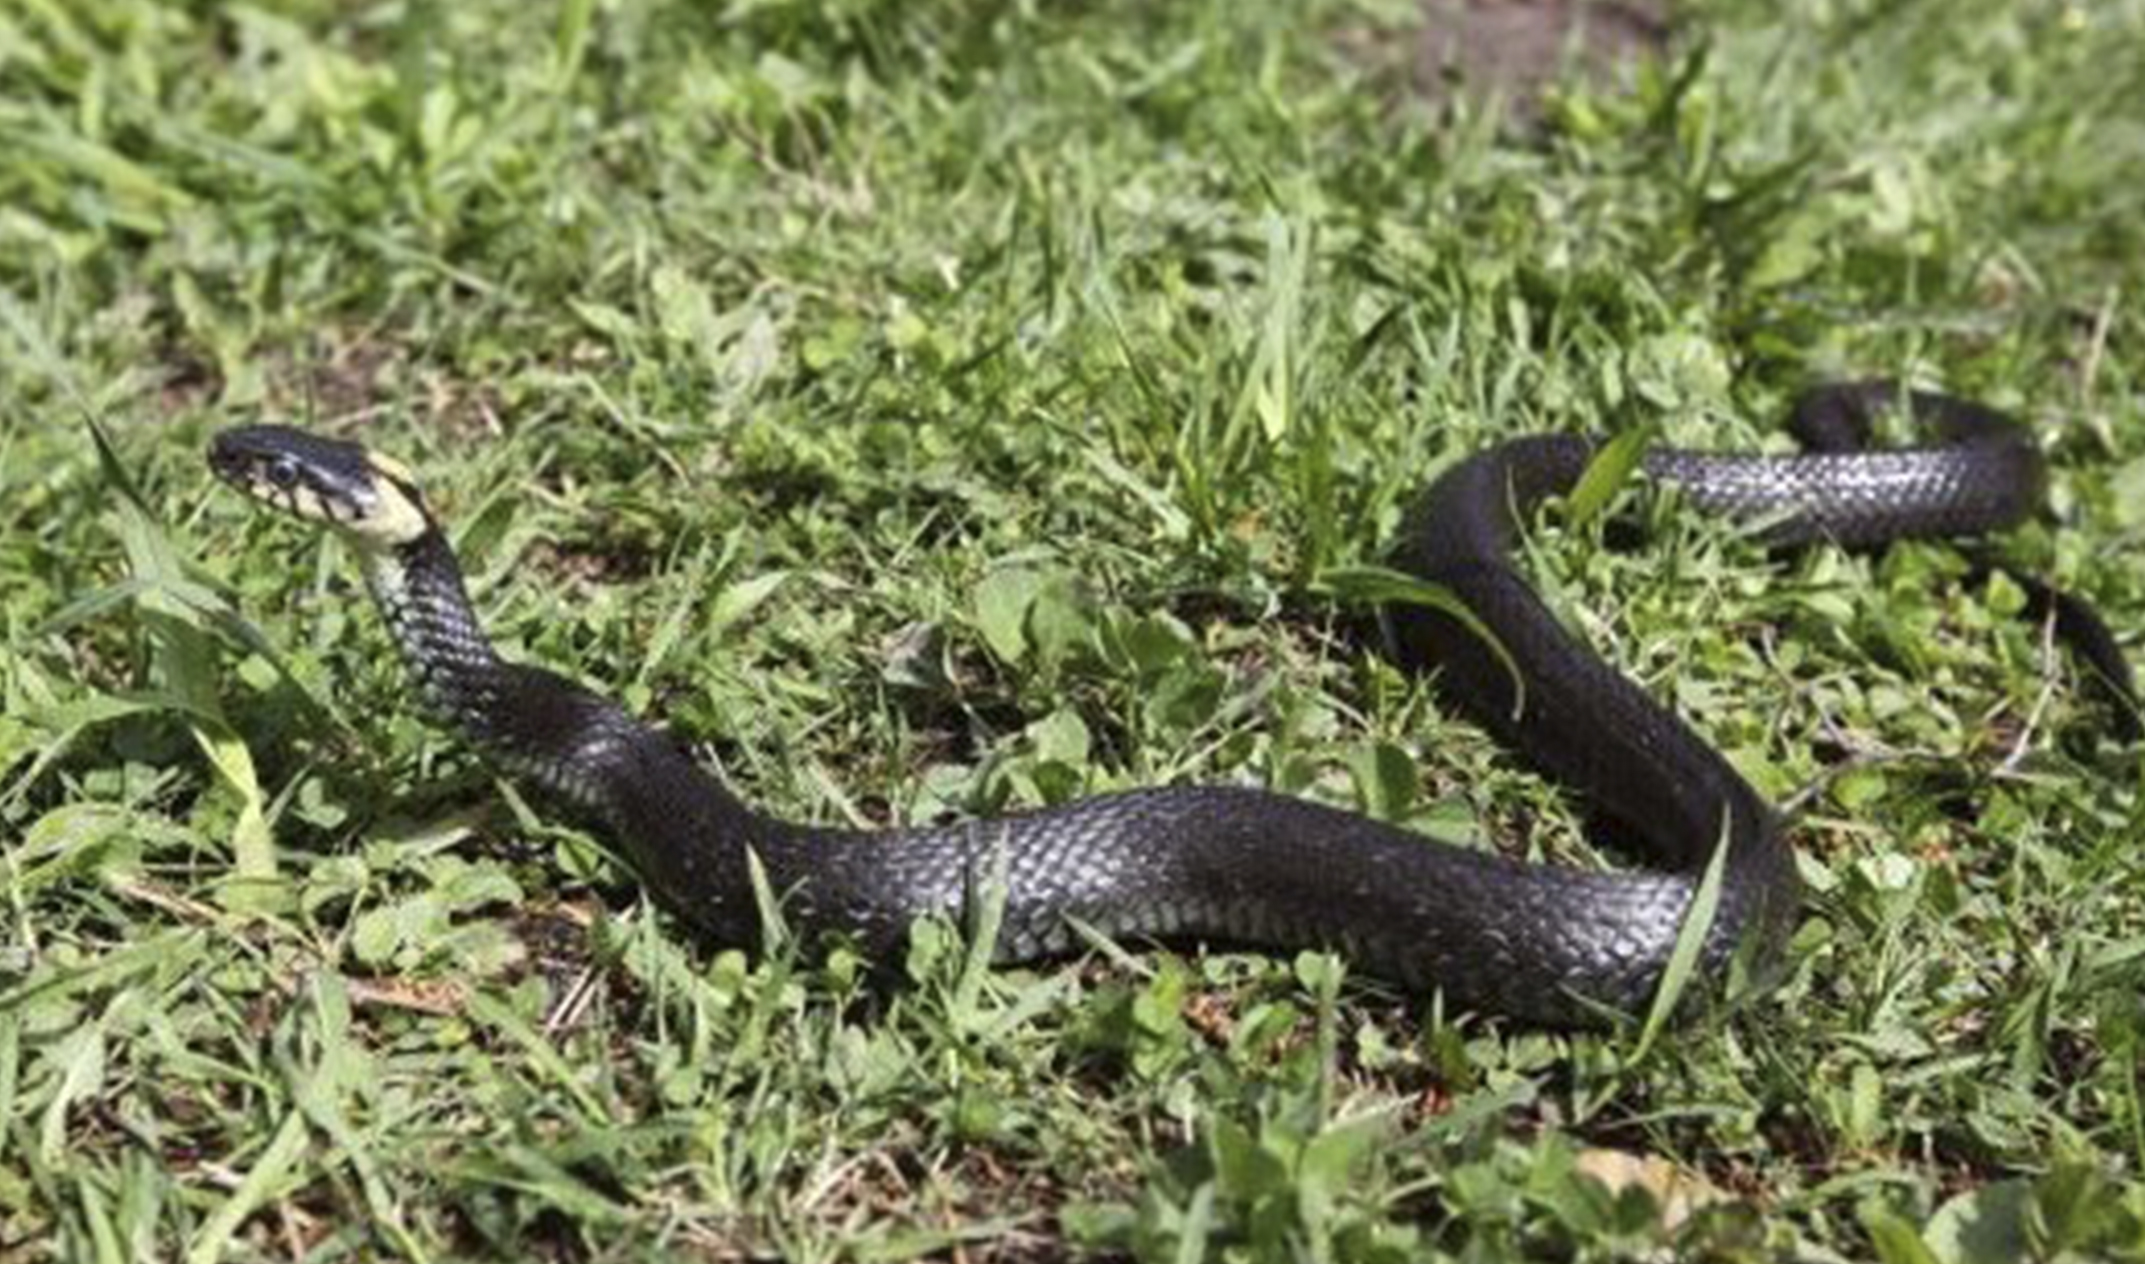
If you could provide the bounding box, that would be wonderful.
[210,425,433,547]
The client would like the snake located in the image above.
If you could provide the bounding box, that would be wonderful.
[208,381,2126,1026]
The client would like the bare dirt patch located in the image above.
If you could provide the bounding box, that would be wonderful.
[1348,0,1670,118]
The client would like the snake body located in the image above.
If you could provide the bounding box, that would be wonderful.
[211,382,2102,1025]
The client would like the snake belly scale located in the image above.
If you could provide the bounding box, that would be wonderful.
[209,381,2101,1026]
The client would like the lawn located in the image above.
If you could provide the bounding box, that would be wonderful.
[4,0,2144,1259]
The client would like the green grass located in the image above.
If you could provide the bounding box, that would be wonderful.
[5,0,2145,1258]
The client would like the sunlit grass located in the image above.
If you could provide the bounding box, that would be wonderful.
[4,1,2143,1259]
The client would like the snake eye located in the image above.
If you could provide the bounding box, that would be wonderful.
[266,457,300,488]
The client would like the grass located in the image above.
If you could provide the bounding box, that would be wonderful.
[4,0,2145,1258]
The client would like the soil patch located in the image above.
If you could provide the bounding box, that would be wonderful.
[1351,0,1670,118]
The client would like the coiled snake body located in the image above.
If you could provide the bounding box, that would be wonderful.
[211,383,2118,1025]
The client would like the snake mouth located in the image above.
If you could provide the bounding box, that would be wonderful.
[208,429,311,517]
[206,433,265,493]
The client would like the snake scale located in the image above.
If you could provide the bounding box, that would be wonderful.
[210,381,2127,1025]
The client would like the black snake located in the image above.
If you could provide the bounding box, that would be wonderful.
[209,382,2127,1025]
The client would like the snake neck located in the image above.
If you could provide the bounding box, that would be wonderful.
[361,531,506,731]
[358,529,767,933]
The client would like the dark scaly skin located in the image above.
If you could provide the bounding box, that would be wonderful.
[214,381,2112,1026]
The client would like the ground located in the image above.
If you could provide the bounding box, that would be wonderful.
[1346,0,1668,119]
[3,0,2144,1261]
